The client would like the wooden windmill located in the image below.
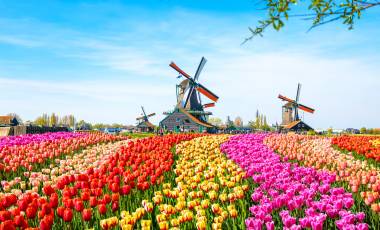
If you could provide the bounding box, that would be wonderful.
[278,83,315,131]
[160,57,219,133]
[136,106,156,132]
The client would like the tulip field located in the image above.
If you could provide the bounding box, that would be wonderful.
[1,132,380,229]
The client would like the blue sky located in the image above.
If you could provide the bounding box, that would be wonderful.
[0,1,379,129]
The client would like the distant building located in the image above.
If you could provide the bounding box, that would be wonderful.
[345,128,360,134]
[136,121,155,133]
[0,116,20,127]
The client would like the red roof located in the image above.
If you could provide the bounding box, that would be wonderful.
[179,108,213,128]
[0,116,13,125]
[283,120,302,129]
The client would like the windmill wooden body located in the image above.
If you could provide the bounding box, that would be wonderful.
[160,57,218,133]
[136,106,156,132]
[278,83,315,132]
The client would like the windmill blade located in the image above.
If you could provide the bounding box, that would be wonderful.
[195,84,219,102]
[278,94,296,104]
[147,113,156,117]
[193,57,207,81]
[203,103,215,108]
[136,116,145,120]
[169,62,192,79]
[184,84,196,109]
[141,106,147,117]
[298,104,315,113]
[296,83,302,103]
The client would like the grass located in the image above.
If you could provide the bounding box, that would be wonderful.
[121,132,155,139]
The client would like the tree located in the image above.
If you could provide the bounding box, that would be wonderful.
[77,120,92,130]
[244,0,380,41]
[34,113,49,126]
[208,117,223,127]
[360,127,367,134]
[93,123,106,130]
[234,117,243,127]
[226,116,235,128]
[327,127,333,136]
[50,113,58,127]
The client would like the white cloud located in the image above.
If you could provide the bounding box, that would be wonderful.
[0,8,379,128]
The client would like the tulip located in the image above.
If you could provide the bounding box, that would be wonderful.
[98,204,107,215]
[82,208,92,222]
[63,208,73,222]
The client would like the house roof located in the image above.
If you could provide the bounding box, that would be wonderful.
[284,120,302,129]
[137,121,155,128]
[0,116,13,125]
[178,108,213,128]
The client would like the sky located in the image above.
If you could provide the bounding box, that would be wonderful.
[0,0,379,129]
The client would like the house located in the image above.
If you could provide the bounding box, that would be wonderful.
[160,108,214,133]
[0,116,20,127]
[281,120,313,132]
[136,121,155,133]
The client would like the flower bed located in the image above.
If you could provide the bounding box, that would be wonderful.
[332,136,380,161]
[99,135,252,230]
[221,134,368,230]
[0,132,127,175]
[0,133,201,229]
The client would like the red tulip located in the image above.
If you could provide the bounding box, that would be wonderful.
[43,185,55,196]
[111,193,119,202]
[49,195,58,208]
[111,201,119,212]
[0,210,11,221]
[81,191,90,201]
[103,194,111,204]
[74,199,84,212]
[82,208,92,221]
[89,196,97,207]
[14,215,25,227]
[63,198,73,209]
[120,185,131,195]
[98,203,107,215]
[0,220,16,230]
[57,207,65,218]
[39,218,51,230]
[26,206,37,219]
[63,209,73,222]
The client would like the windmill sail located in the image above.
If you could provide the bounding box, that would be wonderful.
[177,79,190,106]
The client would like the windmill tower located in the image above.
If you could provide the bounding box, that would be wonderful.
[160,57,219,133]
[136,106,156,132]
[278,83,315,131]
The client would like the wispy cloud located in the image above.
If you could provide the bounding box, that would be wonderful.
[0,6,379,128]
[0,35,42,47]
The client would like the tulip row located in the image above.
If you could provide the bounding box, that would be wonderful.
[332,136,380,162]
[221,134,369,230]
[0,132,84,148]
[264,134,380,227]
[0,134,202,229]
[1,140,130,194]
[0,132,128,177]
[99,135,253,230]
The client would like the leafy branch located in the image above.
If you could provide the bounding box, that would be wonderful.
[243,0,380,42]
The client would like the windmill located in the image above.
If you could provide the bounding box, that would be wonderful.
[160,57,219,133]
[136,106,156,132]
[278,83,315,131]
[169,57,219,123]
